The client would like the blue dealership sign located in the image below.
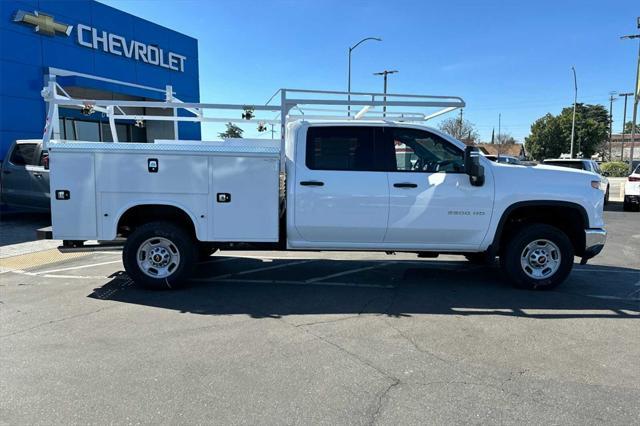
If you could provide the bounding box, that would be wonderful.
[0,0,200,159]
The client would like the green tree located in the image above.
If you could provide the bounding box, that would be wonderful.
[525,104,609,160]
[218,122,243,139]
[557,103,609,158]
[525,113,565,160]
[624,121,640,134]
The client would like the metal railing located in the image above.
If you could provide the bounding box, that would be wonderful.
[42,82,465,150]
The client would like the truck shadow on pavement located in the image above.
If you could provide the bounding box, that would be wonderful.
[89,257,640,320]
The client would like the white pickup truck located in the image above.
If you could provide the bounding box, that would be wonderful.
[42,87,606,291]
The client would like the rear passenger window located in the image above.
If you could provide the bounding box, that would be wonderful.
[306,126,378,171]
[9,144,38,166]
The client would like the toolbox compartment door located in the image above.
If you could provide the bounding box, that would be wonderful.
[209,156,279,242]
[49,151,97,239]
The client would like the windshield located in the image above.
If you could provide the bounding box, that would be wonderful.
[634,164,640,174]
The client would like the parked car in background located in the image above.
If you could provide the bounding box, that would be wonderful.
[624,164,640,212]
[542,159,610,204]
[483,154,523,165]
[0,140,50,212]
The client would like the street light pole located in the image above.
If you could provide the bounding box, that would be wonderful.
[570,66,578,158]
[373,69,398,117]
[608,92,617,161]
[347,37,382,117]
[621,19,640,167]
[619,92,633,160]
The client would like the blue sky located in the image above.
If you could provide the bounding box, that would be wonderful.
[101,0,639,142]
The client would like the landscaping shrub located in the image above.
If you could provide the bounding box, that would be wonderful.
[600,161,630,177]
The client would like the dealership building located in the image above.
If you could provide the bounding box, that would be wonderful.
[0,0,200,160]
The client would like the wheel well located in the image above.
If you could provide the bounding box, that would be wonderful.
[495,204,586,256]
[117,204,197,238]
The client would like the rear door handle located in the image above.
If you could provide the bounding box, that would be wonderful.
[2,170,11,174]
[33,172,42,178]
[393,182,418,188]
[300,181,324,187]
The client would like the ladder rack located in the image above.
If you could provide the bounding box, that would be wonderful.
[41,81,465,149]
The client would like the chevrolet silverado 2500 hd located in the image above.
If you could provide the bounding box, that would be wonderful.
[42,88,607,290]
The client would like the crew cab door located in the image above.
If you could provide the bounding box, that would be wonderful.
[382,127,493,248]
[292,125,389,244]
[29,149,50,210]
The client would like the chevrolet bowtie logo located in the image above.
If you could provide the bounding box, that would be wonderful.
[13,10,72,37]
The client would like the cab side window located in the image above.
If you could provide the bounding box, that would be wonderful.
[390,128,464,173]
[306,126,381,171]
[9,144,38,166]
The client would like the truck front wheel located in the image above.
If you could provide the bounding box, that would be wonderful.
[501,224,574,290]
[123,221,196,290]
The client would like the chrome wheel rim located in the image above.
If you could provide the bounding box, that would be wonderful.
[520,239,561,279]
[136,237,181,279]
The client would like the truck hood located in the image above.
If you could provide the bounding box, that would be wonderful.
[530,163,599,178]
[490,161,599,181]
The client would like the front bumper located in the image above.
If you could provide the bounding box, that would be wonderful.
[581,228,607,263]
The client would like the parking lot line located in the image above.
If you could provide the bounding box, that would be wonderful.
[573,267,639,273]
[35,260,122,275]
[196,277,394,289]
[199,256,244,264]
[203,259,316,281]
[305,262,395,283]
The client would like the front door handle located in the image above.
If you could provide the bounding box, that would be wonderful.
[393,182,418,188]
[2,170,11,174]
[33,172,42,178]
[300,181,324,187]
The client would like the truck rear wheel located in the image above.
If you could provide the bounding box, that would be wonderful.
[123,221,196,290]
[500,224,573,290]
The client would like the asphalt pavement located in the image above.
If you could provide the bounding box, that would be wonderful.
[1,203,638,425]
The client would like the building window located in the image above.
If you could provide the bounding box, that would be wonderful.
[75,120,101,141]
[101,123,129,142]
[57,118,146,142]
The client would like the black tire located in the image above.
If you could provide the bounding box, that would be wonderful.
[500,224,574,290]
[197,243,218,261]
[604,187,609,205]
[623,201,630,211]
[123,221,196,290]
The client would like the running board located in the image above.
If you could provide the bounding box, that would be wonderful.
[58,240,125,253]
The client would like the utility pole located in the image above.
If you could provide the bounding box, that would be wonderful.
[373,69,398,117]
[608,92,617,161]
[347,37,382,117]
[620,92,633,160]
[459,108,464,138]
[621,19,640,168]
[570,66,578,158]
[497,113,502,158]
